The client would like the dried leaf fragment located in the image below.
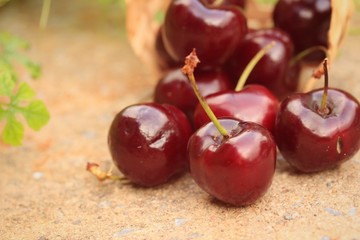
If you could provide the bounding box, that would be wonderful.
[125,0,354,93]
[86,162,124,182]
[328,0,354,61]
[125,0,171,77]
[301,0,353,92]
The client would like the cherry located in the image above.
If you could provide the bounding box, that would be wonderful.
[108,103,192,187]
[162,0,248,68]
[155,26,181,71]
[188,119,276,206]
[275,59,360,173]
[225,28,299,99]
[183,49,276,206]
[273,0,331,62]
[194,42,279,135]
[154,68,232,118]
[193,84,279,135]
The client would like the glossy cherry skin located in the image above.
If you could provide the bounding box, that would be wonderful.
[193,84,279,135]
[162,0,248,68]
[225,28,300,99]
[188,118,276,206]
[154,68,232,118]
[155,26,181,71]
[273,0,331,62]
[108,103,192,187]
[275,88,360,173]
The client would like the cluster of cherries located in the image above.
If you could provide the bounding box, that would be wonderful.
[107,0,360,206]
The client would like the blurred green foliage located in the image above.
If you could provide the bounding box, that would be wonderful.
[0,32,50,146]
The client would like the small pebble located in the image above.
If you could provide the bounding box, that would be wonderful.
[72,219,81,225]
[98,200,111,209]
[326,181,334,187]
[175,218,187,227]
[283,212,299,220]
[283,214,294,220]
[349,207,357,216]
[113,228,136,238]
[324,207,342,216]
[188,233,204,239]
[82,130,96,139]
[33,171,44,180]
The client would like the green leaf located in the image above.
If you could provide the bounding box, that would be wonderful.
[0,32,41,80]
[22,100,50,131]
[2,118,24,146]
[25,61,42,79]
[14,82,36,101]
[0,69,15,96]
[4,53,42,80]
[0,107,5,120]
[154,10,165,24]
[0,32,47,146]
[0,32,29,52]
[0,58,18,83]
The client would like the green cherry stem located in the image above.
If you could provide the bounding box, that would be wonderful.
[182,49,229,139]
[234,41,276,92]
[319,58,329,115]
[40,0,52,29]
[289,45,329,66]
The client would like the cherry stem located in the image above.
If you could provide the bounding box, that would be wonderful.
[289,46,329,66]
[182,49,229,139]
[40,0,52,29]
[235,41,276,92]
[86,162,124,182]
[319,58,329,114]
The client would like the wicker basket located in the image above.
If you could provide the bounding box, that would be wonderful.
[125,0,354,92]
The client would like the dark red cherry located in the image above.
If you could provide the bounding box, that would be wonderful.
[225,28,299,99]
[275,60,360,172]
[108,103,192,187]
[276,89,360,172]
[155,26,181,71]
[154,68,232,118]
[273,0,331,62]
[193,84,279,135]
[162,0,248,68]
[188,118,276,206]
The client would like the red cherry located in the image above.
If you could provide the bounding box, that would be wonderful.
[108,103,192,186]
[225,28,299,99]
[275,60,360,172]
[162,0,248,68]
[188,119,276,206]
[155,26,181,71]
[193,84,279,135]
[183,49,276,206]
[154,68,232,118]
[273,0,331,62]
[194,42,280,135]
[276,89,360,172]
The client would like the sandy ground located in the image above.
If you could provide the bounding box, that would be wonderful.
[1,1,360,239]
